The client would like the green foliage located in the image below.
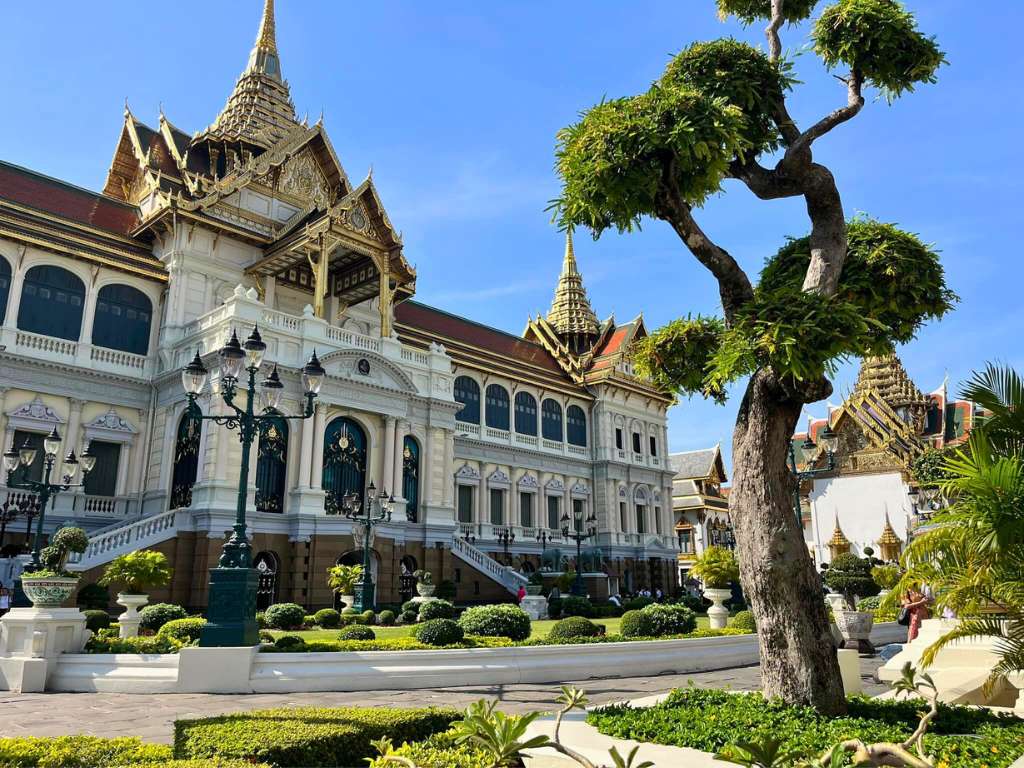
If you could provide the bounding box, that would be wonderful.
[255,611,267,629]
[717,0,818,24]
[418,598,455,621]
[413,618,465,646]
[337,624,376,641]
[450,700,551,768]
[82,609,111,633]
[588,687,1024,767]
[84,633,183,654]
[261,636,512,654]
[823,552,879,607]
[399,609,419,625]
[158,617,207,644]
[313,608,340,628]
[961,363,1024,455]
[76,583,110,611]
[691,545,740,588]
[634,315,728,403]
[264,602,307,630]
[435,579,458,601]
[377,609,396,626]
[38,526,88,575]
[911,446,957,488]
[326,564,362,596]
[138,602,188,632]
[641,603,697,636]
[174,706,460,768]
[361,609,376,624]
[870,563,901,589]
[619,610,655,638]
[368,731,493,768]
[273,634,305,651]
[554,84,746,235]
[622,596,655,612]
[99,550,172,594]
[730,609,758,632]
[0,735,172,768]
[547,616,604,641]
[458,604,532,641]
[557,595,593,618]
[814,0,946,98]
[660,39,793,155]
[854,595,897,622]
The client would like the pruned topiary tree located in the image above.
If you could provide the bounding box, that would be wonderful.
[553,0,952,714]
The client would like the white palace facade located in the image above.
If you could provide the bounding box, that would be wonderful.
[0,1,678,608]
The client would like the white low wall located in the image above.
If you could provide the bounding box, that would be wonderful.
[41,624,905,695]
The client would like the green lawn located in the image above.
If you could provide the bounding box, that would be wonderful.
[270,614,710,642]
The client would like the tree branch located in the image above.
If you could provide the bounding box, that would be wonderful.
[766,0,785,62]
[728,157,803,200]
[788,71,865,157]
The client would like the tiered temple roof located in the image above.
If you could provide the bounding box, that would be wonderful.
[546,229,599,346]
[853,353,930,412]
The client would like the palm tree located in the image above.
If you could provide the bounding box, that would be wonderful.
[895,363,1024,690]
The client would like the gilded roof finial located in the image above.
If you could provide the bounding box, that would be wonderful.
[546,229,599,349]
[828,517,851,548]
[878,512,901,546]
[255,0,278,55]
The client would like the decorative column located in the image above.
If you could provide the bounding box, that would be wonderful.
[443,430,455,506]
[297,406,315,489]
[65,399,85,455]
[310,403,327,490]
[3,253,27,329]
[392,420,407,496]
[382,416,396,494]
[0,387,8,446]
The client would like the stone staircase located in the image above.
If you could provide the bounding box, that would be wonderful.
[450,533,529,595]
[66,508,183,572]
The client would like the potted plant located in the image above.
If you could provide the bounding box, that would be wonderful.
[99,550,173,638]
[21,527,89,608]
[413,569,435,597]
[327,564,362,610]
[690,545,739,629]
[824,552,881,654]
[526,570,544,596]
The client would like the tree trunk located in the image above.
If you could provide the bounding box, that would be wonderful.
[730,368,847,715]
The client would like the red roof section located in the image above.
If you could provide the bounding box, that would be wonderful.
[593,326,631,358]
[395,301,564,374]
[0,160,139,235]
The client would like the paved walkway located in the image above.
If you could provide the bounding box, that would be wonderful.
[0,659,887,745]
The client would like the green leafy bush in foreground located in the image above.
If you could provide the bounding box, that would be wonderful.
[547,616,603,641]
[337,624,376,641]
[412,618,464,646]
[587,688,1024,768]
[84,633,183,654]
[174,706,460,767]
[138,603,188,632]
[457,604,531,641]
[366,730,493,768]
[0,735,172,767]
[261,635,512,653]
[157,617,207,644]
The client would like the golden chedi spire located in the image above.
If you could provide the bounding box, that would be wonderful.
[877,512,902,562]
[854,353,929,411]
[206,0,299,149]
[546,229,600,355]
[827,517,851,559]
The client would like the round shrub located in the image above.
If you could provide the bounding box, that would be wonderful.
[412,618,464,646]
[303,615,318,627]
[264,603,307,630]
[338,624,376,641]
[641,603,697,636]
[558,596,593,618]
[83,609,111,633]
[620,609,656,638]
[730,610,757,632]
[255,611,268,629]
[547,616,603,641]
[377,609,396,626]
[273,634,305,651]
[314,608,341,628]
[259,630,275,644]
[402,600,420,614]
[399,610,419,625]
[457,604,531,641]
[158,617,207,643]
[418,599,455,621]
[677,594,707,614]
[138,603,188,632]
[361,609,377,625]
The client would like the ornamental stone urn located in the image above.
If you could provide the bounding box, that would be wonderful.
[703,587,732,630]
[22,576,79,608]
[834,609,875,655]
[416,581,436,598]
[116,593,149,638]
[340,595,355,611]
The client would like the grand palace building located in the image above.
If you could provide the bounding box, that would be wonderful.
[0,1,678,609]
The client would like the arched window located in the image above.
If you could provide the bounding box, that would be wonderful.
[514,392,537,436]
[18,265,85,341]
[485,384,510,431]
[541,399,563,442]
[323,417,367,515]
[566,405,587,447]
[402,436,420,523]
[92,284,152,355]
[255,415,288,513]
[0,256,11,323]
[254,551,280,610]
[169,412,200,509]
[453,376,480,424]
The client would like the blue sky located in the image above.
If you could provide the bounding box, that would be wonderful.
[2,1,1021,472]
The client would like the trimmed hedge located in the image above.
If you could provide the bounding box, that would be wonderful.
[84,634,183,654]
[399,610,418,624]
[337,624,376,641]
[367,730,492,768]
[377,609,396,626]
[641,603,697,636]
[412,618,464,646]
[620,609,654,638]
[730,610,757,632]
[558,596,593,618]
[0,735,172,767]
[138,603,188,632]
[264,603,306,630]
[173,706,461,767]
[547,616,603,641]
[623,596,654,612]
[457,604,531,641]
[417,599,455,621]
[261,636,512,653]
[83,610,111,633]
[158,618,207,644]
[314,608,341,628]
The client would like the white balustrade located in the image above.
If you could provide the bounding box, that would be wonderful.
[67,509,180,571]
[15,330,77,358]
[450,533,528,595]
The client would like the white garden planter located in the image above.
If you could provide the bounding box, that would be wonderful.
[834,609,875,655]
[340,594,354,611]
[704,587,732,629]
[116,593,149,639]
[21,576,79,608]
[416,582,436,598]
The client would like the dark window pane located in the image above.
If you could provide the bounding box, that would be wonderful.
[566,405,587,447]
[92,284,152,355]
[485,385,510,431]
[514,392,537,436]
[17,265,85,341]
[84,441,121,497]
[454,376,480,423]
[322,417,367,515]
[541,400,563,442]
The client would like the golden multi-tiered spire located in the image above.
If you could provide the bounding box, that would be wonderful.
[827,517,851,560]
[854,353,929,412]
[877,513,903,562]
[206,0,299,148]
[546,229,599,354]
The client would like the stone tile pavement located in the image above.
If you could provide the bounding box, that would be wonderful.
[0,658,887,745]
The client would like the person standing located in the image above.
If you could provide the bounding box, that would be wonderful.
[516,584,526,604]
[901,587,931,642]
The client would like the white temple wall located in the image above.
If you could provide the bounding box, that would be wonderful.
[808,472,913,563]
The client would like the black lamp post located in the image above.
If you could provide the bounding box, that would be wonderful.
[561,505,597,597]
[342,481,393,611]
[181,328,325,646]
[4,429,96,607]
[497,526,515,565]
[788,416,839,523]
